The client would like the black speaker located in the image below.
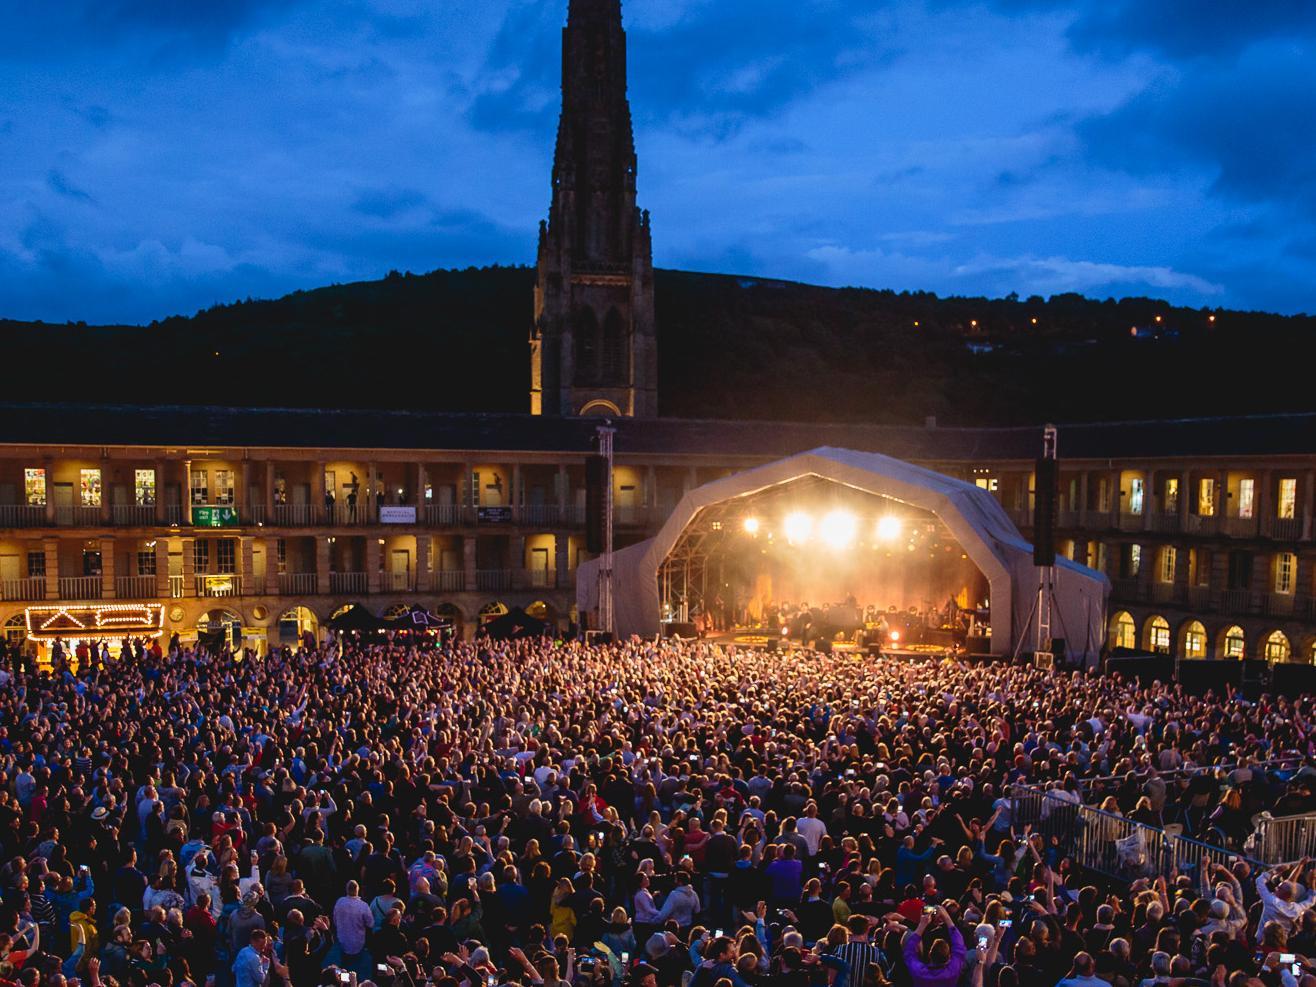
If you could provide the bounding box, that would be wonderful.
[1033,455,1058,566]
[765,636,779,653]
[585,454,609,554]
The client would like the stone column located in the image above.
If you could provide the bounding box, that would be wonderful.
[263,537,281,597]
[43,458,55,524]
[155,539,170,599]
[101,540,115,599]
[181,537,196,598]
[511,464,522,520]
[1305,470,1316,541]
[154,460,167,524]
[315,537,331,596]
[366,536,382,595]
[264,462,276,519]
[312,463,326,523]
[1078,470,1090,526]
[556,465,569,523]
[1178,471,1190,529]
[415,535,430,593]
[100,456,111,524]
[240,461,253,522]
[240,536,254,597]
[555,534,570,589]
[43,537,58,600]
[463,536,477,592]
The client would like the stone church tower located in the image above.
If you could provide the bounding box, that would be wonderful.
[530,0,657,418]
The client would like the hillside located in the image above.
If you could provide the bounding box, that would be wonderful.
[3,266,1313,425]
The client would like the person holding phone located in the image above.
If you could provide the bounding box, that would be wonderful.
[902,905,965,987]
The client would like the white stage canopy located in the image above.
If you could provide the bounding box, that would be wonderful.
[578,446,1110,661]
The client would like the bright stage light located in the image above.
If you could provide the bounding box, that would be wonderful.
[819,509,857,549]
[876,516,902,541]
[743,516,760,535]
[890,630,901,642]
[783,511,813,544]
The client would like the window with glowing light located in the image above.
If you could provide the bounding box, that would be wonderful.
[79,469,101,507]
[1279,478,1297,520]
[1265,630,1291,662]
[1110,612,1136,649]
[1147,616,1171,654]
[1198,478,1216,517]
[1128,477,1144,515]
[217,539,236,574]
[24,469,45,506]
[1159,546,1176,584]
[1163,477,1179,514]
[1238,478,1255,519]
[214,470,234,506]
[134,469,156,506]
[1275,552,1296,594]
[1223,626,1245,659]
[191,470,209,505]
[1183,621,1206,659]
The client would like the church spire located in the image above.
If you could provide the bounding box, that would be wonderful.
[531,0,656,418]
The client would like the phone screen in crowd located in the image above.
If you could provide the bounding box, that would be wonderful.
[978,936,989,949]
[1281,955,1297,964]
[998,919,1012,929]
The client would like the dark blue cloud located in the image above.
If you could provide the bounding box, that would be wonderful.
[46,169,96,204]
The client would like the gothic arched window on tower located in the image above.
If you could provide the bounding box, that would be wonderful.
[574,308,600,384]
[601,307,628,384]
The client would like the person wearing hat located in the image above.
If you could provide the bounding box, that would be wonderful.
[225,889,266,960]
[627,961,659,987]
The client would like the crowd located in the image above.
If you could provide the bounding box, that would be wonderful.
[0,633,1315,987]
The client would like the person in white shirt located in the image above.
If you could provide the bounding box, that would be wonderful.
[796,802,827,858]
[1256,864,1316,937]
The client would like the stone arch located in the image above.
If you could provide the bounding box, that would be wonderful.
[1143,614,1171,654]
[1178,619,1208,659]
[1218,624,1246,660]
[1263,628,1292,662]
[479,600,509,625]
[1109,610,1136,650]
[3,613,25,649]
[579,398,622,416]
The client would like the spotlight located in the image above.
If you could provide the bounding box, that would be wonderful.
[890,630,901,642]
[876,516,901,541]
[743,516,760,536]
[783,511,812,544]
[819,509,857,549]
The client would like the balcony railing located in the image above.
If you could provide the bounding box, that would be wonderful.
[279,572,317,595]
[1117,511,1144,532]
[1186,586,1212,611]
[476,568,513,592]
[433,569,465,592]
[329,571,368,594]
[0,504,47,528]
[1213,589,1259,616]
[1151,582,1179,604]
[168,574,184,598]
[1184,513,1215,534]
[1222,515,1259,538]
[1265,592,1296,617]
[273,504,315,527]
[1266,515,1305,541]
[55,506,102,526]
[1056,509,1079,528]
[111,504,156,525]
[519,568,557,590]
[519,504,562,527]
[423,504,464,526]
[115,574,156,599]
[196,574,242,598]
[165,504,186,525]
[0,577,44,602]
[1150,513,1182,533]
[385,571,413,592]
[58,575,102,600]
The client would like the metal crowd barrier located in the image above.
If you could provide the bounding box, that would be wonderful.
[1247,812,1316,865]
[1011,788,1269,884]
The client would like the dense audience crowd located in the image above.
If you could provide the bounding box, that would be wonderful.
[0,634,1315,987]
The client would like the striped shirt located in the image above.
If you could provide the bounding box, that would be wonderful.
[832,941,885,987]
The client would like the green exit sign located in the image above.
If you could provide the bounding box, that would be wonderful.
[192,505,239,527]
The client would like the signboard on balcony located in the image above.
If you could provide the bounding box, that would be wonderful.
[477,506,513,524]
[380,506,417,524]
[192,506,239,527]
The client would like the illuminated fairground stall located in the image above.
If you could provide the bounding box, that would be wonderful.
[23,602,165,663]
[580,447,1110,663]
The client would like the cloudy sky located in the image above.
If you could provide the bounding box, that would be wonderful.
[1,0,1312,324]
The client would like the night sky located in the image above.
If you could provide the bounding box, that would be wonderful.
[2,0,1313,324]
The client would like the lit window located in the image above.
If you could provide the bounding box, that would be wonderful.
[1198,478,1216,517]
[1265,630,1292,662]
[1129,477,1144,515]
[276,538,287,574]
[1238,478,1255,519]
[1111,612,1136,649]
[193,539,210,573]
[217,539,236,574]
[191,470,209,505]
[134,469,156,506]
[80,469,102,507]
[974,477,999,492]
[24,468,46,507]
[1164,478,1179,514]
[1279,478,1297,521]
[1275,552,1296,594]
[27,552,45,578]
[1160,546,1176,584]
[1148,616,1171,654]
[1223,626,1245,659]
[1129,544,1142,577]
[1183,621,1206,659]
[214,469,234,506]
[137,550,156,576]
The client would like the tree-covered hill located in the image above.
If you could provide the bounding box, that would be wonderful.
[2,266,1310,425]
